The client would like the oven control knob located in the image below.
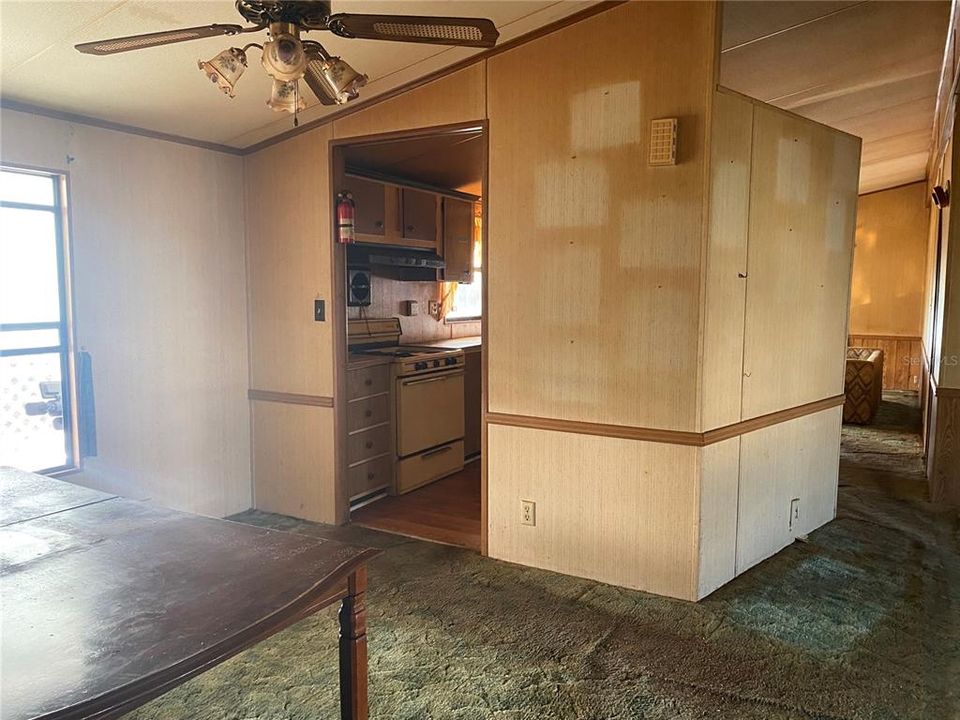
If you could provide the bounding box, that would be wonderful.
[445,357,457,366]
[415,362,427,371]
[433,359,441,367]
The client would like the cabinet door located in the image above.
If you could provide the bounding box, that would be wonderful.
[443,197,474,284]
[344,176,386,238]
[463,350,482,457]
[401,188,438,244]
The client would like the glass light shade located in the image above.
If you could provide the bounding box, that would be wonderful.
[313,57,368,105]
[261,31,307,81]
[197,47,247,98]
[266,79,306,114]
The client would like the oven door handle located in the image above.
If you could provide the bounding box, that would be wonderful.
[400,372,462,387]
[422,444,454,459]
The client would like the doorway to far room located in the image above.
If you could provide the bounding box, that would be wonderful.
[333,126,485,551]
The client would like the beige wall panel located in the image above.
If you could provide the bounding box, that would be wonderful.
[701,90,753,431]
[741,105,861,419]
[245,125,334,397]
[487,423,699,600]
[736,406,842,574]
[487,1,717,431]
[332,64,485,140]
[252,400,337,524]
[0,109,251,517]
[850,182,928,337]
[697,437,740,599]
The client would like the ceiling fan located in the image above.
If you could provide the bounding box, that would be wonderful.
[75,0,499,115]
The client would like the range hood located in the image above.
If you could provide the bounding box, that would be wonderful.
[347,243,444,281]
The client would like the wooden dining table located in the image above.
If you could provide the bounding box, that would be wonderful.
[0,467,380,720]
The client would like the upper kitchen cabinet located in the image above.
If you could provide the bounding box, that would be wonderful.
[345,174,387,239]
[442,197,475,284]
[401,188,439,246]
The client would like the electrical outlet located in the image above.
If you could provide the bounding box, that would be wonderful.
[428,300,441,318]
[789,498,800,531]
[520,500,536,526]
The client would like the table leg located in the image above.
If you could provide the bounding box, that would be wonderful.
[339,566,369,720]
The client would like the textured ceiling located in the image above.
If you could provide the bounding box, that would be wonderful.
[720,0,950,194]
[0,0,951,190]
[0,0,600,148]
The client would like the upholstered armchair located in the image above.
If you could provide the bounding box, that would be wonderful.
[844,348,884,424]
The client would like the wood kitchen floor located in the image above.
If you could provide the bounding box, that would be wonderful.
[350,460,481,551]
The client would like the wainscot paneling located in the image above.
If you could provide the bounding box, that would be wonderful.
[251,400,337,524]
[736,406,842,574]
[697,436,740,598]
[487,423,700,601]
[848,334,923,391]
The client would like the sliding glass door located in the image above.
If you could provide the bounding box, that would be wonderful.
[0,167,75,473]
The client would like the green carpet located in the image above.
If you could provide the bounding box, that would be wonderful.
[128,393,959,719]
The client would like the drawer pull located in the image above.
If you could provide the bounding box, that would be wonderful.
[375,220,383,228]
[365,409,372,418]
[422,445,453,459]
[364,378,373,386]
[365,441,374,449]
[406,225,415,232]
[367,472,375,480]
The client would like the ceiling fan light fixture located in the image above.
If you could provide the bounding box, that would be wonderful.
[311,56,368,105]
[197,47,247,98]
[267,79,307,114]
[261,22,307,81]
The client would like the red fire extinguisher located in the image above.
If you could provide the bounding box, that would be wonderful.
[336,191,356,244]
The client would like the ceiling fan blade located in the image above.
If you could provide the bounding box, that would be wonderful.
[327,14,499,48]
[303,58,339,106]
[75,24,247,56]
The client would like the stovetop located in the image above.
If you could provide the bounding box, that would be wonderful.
[355,346,455,358]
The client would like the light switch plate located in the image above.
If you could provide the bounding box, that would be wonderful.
[314,299,325,322]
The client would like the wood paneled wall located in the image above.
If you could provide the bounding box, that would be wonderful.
[244,125,339,523]
[0,109,251,518]
[739,100,861,420]
[241,1,863,596]
[487,0,718,432]
[850,182,929,338]
[332,64,485,141]
[487,424,700,599]
[694,90,859,597]
[848,334,923,390]
[735,407,842,573]
[700,90,753,431]
[245,127,334,397]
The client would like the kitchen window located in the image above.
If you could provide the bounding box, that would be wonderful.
[444,207,482,322]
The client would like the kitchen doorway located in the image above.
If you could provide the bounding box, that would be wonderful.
[330,123,487,552]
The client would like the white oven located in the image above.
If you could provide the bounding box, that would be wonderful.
[396,367,464,457]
